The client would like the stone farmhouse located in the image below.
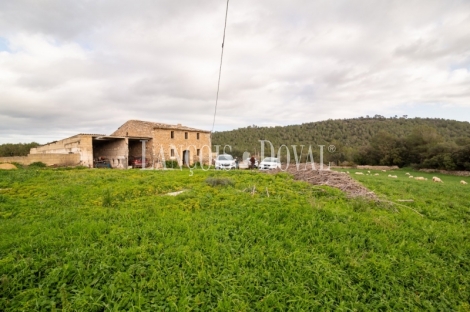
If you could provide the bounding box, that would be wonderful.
[5,120,212,168]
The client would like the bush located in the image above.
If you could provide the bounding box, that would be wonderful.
[205,177,234,187]
[28,162,47,168]
[8,162,24,169]
[410,163,421,170]
[165,160,179,168]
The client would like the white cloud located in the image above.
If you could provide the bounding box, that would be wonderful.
[0,0,470,144]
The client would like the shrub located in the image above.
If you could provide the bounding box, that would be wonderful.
[28,162,47,168]
[205,177,234,187]
[10,162,24,169]
[165,160,179,168]
[102,189,113,207]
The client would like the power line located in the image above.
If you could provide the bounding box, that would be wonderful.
[211,0,230,136]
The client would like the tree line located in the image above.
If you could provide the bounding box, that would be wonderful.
[0,142,40,157]
[212,117,470,170]
[354,126,470,170]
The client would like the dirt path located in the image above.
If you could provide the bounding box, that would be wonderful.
[270,168,377,199]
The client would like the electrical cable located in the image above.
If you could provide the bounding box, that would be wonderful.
[211,0,230,136]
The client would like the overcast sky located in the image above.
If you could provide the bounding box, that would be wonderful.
[1,0,470,144]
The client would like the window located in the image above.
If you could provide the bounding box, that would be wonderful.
[171,131,174,139]
[171,149,175,157]
[197,133,200,140]
[197,149,200,156]
[185,132,188,139]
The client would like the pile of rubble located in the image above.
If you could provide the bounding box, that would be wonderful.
[270,167,377,199]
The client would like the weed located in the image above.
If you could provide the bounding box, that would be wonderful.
[101,189,113,207]
[10,162,24,169]
[28,161,47,168]
[205,177,234,187]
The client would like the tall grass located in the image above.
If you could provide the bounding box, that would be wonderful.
[0,167,469,310]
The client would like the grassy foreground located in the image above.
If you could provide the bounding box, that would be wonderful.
[0,167,469,311]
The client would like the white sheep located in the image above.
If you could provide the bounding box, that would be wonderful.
[432,177,443,183]
[409,176,414,178]
[346,171,350,174]
[367,170,371,174]
[405,172,410,175]
[388,175,397,178]
[382,170,386,172]
[461,180,468,185]
[374,173,379,176]
[355,172,364,175]
[415,177,426,181]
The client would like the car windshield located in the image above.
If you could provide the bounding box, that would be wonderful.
[217,155,233,161]
[263,157,279,162]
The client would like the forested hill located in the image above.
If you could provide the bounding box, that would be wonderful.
[213,117,470,151]
[212,117,470,169]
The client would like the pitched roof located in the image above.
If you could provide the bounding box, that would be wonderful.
[38,133,106,147]
[119,120,210,133]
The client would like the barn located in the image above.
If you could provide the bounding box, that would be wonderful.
[25,120,212,168]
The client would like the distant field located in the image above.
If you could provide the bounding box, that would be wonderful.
[0,167,469,310]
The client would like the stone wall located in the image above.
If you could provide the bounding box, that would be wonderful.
[419,169,470,177]
[128,139,152,160]
[93,138,129,168]
[30,134,94,167]
[112,120,154,137]
[152,129,211,165]
[0,153,80,166]
[356,165,400,170]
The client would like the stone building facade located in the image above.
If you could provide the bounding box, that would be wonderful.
[111,120,212,167]
[29,134,96,166]
[17,120,211,168]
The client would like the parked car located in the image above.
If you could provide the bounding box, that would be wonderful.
[215,154,237,170]
[94,158,112,169]
[259,157,281,170]
[129,156,150,168]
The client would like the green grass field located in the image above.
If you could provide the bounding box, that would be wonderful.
[0,167,469,311]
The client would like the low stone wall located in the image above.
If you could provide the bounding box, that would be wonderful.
[419,169,470,177]
[0,154,81,166]
[356,165,399,170]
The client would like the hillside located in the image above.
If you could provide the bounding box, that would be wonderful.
[213,117,470,152]
[212,117,470,169]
